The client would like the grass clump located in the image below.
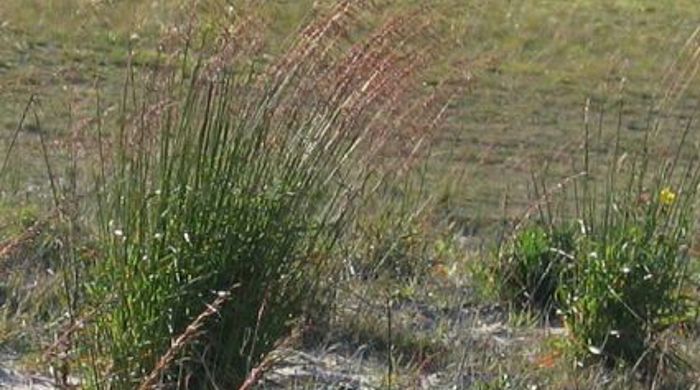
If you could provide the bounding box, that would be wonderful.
[559,110,699,377]
[70,3,454,389]
[558,183,698,377]
[561,212,695,374]
[493,103,700,381]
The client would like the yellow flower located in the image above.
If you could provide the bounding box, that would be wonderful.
[659,187,676,206]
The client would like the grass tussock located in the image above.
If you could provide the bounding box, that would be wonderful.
[493,101,700,383]
[64,2,458,388]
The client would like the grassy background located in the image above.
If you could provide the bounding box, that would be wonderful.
[6,0,700,233]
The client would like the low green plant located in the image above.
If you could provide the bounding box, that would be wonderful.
[495,222,576,315]
[559,109,699,377]
[496,103,700,380]
[559,186,698,375]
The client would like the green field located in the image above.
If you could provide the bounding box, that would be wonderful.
[1,1,699,388]
[4,1,700,224]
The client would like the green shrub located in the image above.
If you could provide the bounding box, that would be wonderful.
[559,188,697,374]
[495,223,577,315]
[557,114,700,376]
[497,105,700,379]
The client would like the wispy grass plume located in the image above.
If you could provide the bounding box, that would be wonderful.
[78,3,455,388]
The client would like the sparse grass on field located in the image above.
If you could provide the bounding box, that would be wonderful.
[0,1,700,389]
[5,0,700,226]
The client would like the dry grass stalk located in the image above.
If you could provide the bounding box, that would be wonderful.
[237,325,304,390]
[511,171,588,233]
[659,25,700,115]
[0,220,43,261]
[0,217,53,278]
[272,0,369,81]
[44,308,97,390]
[137,291,232,390]
[270,6,456,176]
